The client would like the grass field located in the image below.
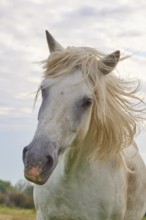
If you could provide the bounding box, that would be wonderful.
[0,206,146,220]
[0,206,35,220]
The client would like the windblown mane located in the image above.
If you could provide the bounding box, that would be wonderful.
[42,47,145,159]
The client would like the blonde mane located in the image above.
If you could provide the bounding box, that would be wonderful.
[42,46,145,159]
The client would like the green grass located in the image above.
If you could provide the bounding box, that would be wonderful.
[0,206,35,220]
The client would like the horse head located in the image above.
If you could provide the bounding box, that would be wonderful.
[23,31,120,185]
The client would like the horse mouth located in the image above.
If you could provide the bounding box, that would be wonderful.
[24,172,52,185]
[24,165,55,185]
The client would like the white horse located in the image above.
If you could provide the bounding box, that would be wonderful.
[23,31,146,220]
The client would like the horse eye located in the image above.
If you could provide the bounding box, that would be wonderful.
[80,97,93,109]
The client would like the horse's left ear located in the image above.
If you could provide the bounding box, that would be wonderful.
[45,30,64,53]
[98,50,120,75]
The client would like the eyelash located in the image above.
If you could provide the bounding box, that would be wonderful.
[80,97,93,109]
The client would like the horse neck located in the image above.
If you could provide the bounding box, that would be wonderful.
[63,138,123,180]
[62,138,100,181]
[45,140,123,189]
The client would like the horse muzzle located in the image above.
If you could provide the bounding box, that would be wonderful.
[22,139,58,185]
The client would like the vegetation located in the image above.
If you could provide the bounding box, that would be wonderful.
[0,205,35,220]
[0,179,34,209]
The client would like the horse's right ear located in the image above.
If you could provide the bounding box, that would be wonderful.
[98,50,120,75]
[45,30,64,53]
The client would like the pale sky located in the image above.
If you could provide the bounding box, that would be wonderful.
[0,0,146,184]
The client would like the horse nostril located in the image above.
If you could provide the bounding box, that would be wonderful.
[46,155,54,170]
[23,146,28,161]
